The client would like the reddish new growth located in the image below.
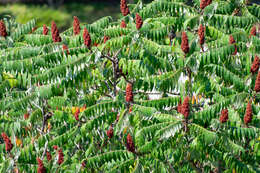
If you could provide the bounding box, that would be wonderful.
[250,26,256,38]
[73,16,81,35]
[104,36,109,44]
[135,13,143,30]
[106,125,114,139]
[219,109,228,123]
[43,24,48,35]
[200,0,212,9]
[83,28,91,48]
[198,24,205,46]
[177,98,182,113]
[1,133,13,152]
[81,161,86,168]
[254,71,260,92]
[126,134,135,153]
[229,35,237,55]
[120,0,130,16]
[62,44,70,55]
[125,83,133,102]
[181,96,190,119]
[58,149,64,165]
[37,158,46,173]
[46,151,52,161]
[74,107,80,121]
[51,21,62,42]
[244,100,253,125]
[24,113,29,120]
[181,32,189,55]
[53,145,58,150]
[250,55,260,74]
[0,20,7,37]
[121,20,127,28]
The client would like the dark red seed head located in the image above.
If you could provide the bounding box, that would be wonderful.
[250,25,256,38]
[135,13,143,30]
[37,158,46,173]
[255,71,260,92]
[219,109,228,123]
[83,27,91,48]
[125,83,133,102]
[121,20,127,28]
[120,0,130,16]
[46,151,52,161]
[250,55,259,74]
[0,20,7,37]
[62,44,70,55]
[104,36,109,44]
[126,133,135,153]
[198,24,205,46]
[51,21,62,42]
[244,100,253,125]
[106,125,114,139]
[58,149,64,165]
[73,16,81,35]
[1,133,13,152]
[43,24,48,35]
[181,96,190,119]
[229,35,237,55]
[177,98,182,113]
[181,32,189,55]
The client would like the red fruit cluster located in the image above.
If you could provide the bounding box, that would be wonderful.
[83,28,91,48]
[1,133,13,152]
[120,0,130,16]
[51,21,62,42]
[62,44,70,55]
[135,13,143,30]
[198,24,205,46]
[254,71,260,92]
[125,83,133,102]
[181,32,189,55]
[58,149,64,165]
[200,0,212,9]
[177,98,182,113]
[121,20,127,28]
[74,107,80,121]
[219,109,228,123]
[250,55,259,74]
[250,26,256,38]
[53,145,58,150]
[43,24,48,35]
[46,151,52,161]
[244,100,253,125]
[37,158,46,173]
[229,35,237,55]
[106,125,114,139]
[24,113,29,120]
[73,16,81,35]
[181,96,190,119]
[104,36,109,44]
[0,20,7,37]
[126,134,135,153]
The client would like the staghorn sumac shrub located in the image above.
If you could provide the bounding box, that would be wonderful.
[51,21,62,42]
[244,100,253,125]
[37,158,46,173]
[250,55,259,74]
[58,149,64,165]
[181,96,190,119]
[229,35,237,55]
[126,133,135,153]
[220,109,228,123]
[177,98,182,113]
[43,24,48,35]
[181,32,189,55]
[135,13,143,30]
[121,20,127,28]
[254,71,260,92]
[198,24,205,46]
[83,27,91,48]
[0,20,7,37]
[120,0,130,16]
[1,133,13,152]
[73,16,81,35]
[125,83,133,102]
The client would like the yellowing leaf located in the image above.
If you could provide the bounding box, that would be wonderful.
[16,138,22,147]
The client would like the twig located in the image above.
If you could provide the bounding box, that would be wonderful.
[41,141,48,160]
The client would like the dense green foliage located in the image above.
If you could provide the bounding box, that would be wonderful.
[0,0,260,172]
